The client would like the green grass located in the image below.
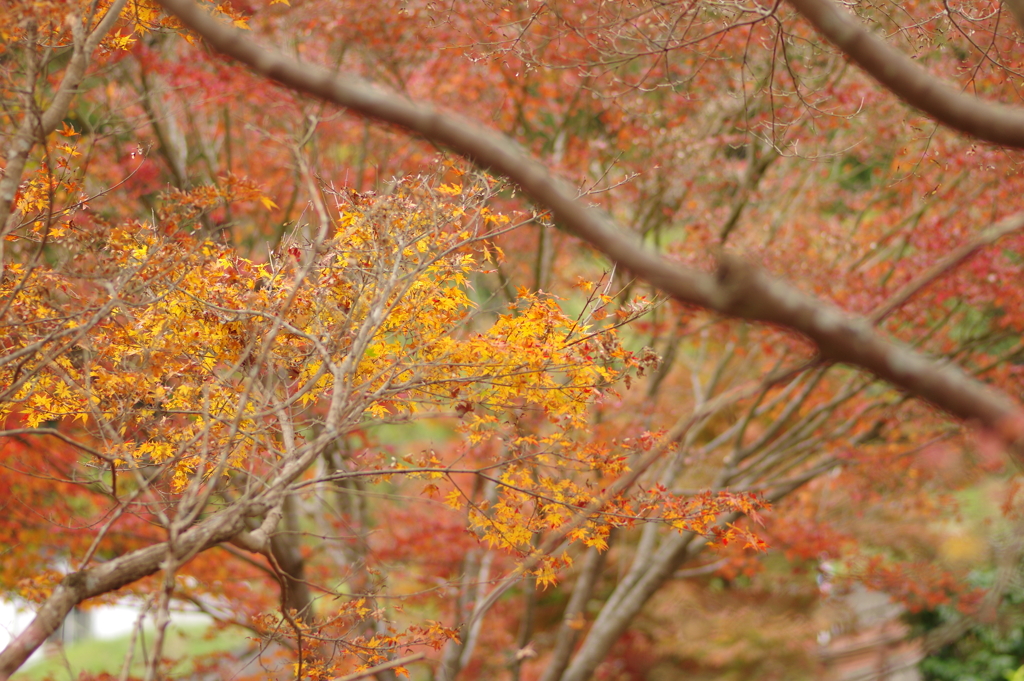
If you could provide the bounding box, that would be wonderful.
[13,623,250,681]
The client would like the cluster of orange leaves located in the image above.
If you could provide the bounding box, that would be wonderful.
[1,174,641,486]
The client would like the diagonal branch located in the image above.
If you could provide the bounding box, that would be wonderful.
[785,0,1024,148]
[869,210,1024,324]
[154,0,1024,455]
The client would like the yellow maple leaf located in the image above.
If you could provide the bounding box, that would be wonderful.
[534,564,558,590]
[110,31,136,51]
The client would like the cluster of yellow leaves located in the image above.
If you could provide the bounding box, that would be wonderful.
[254,602,457,679]
[9,123,84,241]
[458,462,767,575]
[1,180,638,498]
[625,487,770,548]
[110,0,253,49]
[0,0,250,67]
[160,173,278,225]
[441,428,767,582]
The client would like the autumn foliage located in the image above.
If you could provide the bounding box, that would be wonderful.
[3,0,1024,680]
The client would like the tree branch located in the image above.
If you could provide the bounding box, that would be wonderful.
[154,0,1024,455]
[868,210,1024,324]
[785,0,1024,148]
[539,545,607,681]
[0,506,255,680]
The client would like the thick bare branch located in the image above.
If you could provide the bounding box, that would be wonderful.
[786,0,1024,148]
[539,545,608,681]
[153,0,1024,454]
[0,506,255,680]
[558,526,706,681]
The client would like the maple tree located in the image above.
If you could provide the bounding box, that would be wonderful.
[3,0,1024,679]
